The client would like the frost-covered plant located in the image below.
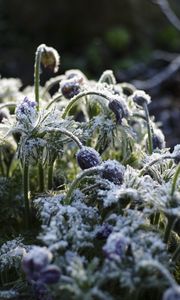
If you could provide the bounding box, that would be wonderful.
[0,44,180,300]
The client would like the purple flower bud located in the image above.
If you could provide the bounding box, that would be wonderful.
[65,70,86,84]
[16,97,36,122]
[102,160,125,185]
[108,98,129,124]
[76,146,101,170]
[103,232,130,261]
[60,78,81,99]
[152,130,165,150]
[96,223,113,240]
[162,286,180,300]
[40,265,61,284]
[22,247,52,281]
[132,90,151,107]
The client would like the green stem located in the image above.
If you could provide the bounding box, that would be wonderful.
[164,216,176,244]
[0,103,16,110]
[46,93,63,110]
[64,166,102,205]
[153,212,160,226]
[143,102,153,155]
[171,163,180,196]
[23,163,30,227]
[138,260,177,287]
[38,163,44,192]
[48,163,54,190]
[172,243,180,262]
[61,91,111,119]
[46,128,83,149]
[34,45,44,111]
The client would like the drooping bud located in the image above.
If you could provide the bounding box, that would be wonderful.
[60,78,81,99]
[152,129,166,150]
[162,286,180,300]
[131,90,151,107]
[41,44,60,73]
[0,110,8,123]
[103,232,130,261]
[102,160,125,185]
[108,97,129,124]
[76,146,101,170]
[40,265,61,284]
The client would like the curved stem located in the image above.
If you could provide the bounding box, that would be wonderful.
[23,163,30,228]
[61,91,111,119]
[138,260,177,287]
[0,103,16,110]
[46,93,63,110]
[171,164,180,196]
[34,45,44,111]
[38,163,44,192]
[143,102,153,155]
[139,155,172,176]
[164,216,176,244]
[46,128,83,149]
[48,163,54,190]
[98,70,116,85]
[64,166,102,205]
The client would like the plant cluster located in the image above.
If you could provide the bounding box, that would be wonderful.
[0,44,180,300]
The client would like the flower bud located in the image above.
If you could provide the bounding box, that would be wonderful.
[108,98,129,124]
[96,223,113,240]
[163,286,180,300]
[103,232,130,261]
[152,129,166,150]
[131,90,151,107]
[40,265,61,284]
[22,247,52,281]
[102,160,125,185]
[41,45,60,73]
[60,78,81,99]
[76,146,101,170]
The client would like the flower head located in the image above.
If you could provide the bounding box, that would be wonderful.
[102,160,125,185]
[131,90,151,107]
[41,44,60,73]
[76,146,101,170]
[103,232,130,261]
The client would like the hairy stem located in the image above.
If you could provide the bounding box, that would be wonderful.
[61,91,111,118]
[143,102,153,155]
[46,128,83,149]
[38,163,45,192]
[164,216,176,244]
[48,163,54,190]
[139,155,172,176]
[138,259,177,287]
[23,163,30,227]
[46,93,63,110]
[64,166,102,205]
[34,45,44,111]
[171,163,180,196]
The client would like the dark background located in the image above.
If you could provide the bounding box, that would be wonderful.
[0,0,180,146]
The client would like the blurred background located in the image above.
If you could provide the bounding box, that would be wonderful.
[0,0,180,147]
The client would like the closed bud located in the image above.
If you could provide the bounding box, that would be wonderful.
[60,78,81,99]
[102,160,125,185]
[76,146,101,170]
[108,97,129,124]
[40,265,61,284]
[163,287,180,300]
[152,129,166,150]
[40,44,60,73]
[132,90,151,107]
